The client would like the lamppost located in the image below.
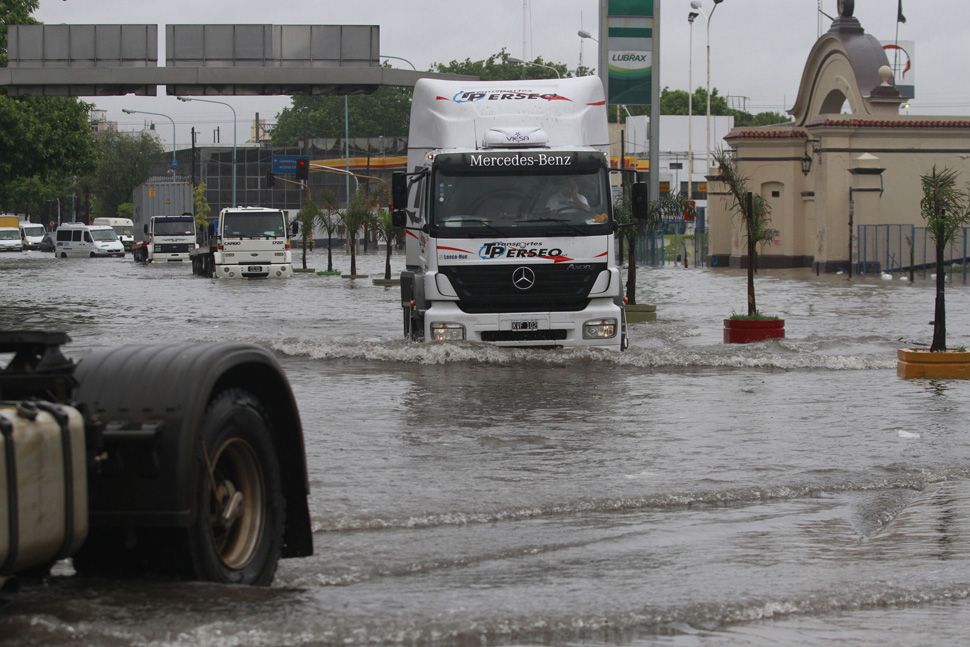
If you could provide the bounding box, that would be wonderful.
[177,96,237,207]
[122,108,176,171]
[381,55,417,70]
[687,10,699,202]
[509,56,561,79]
[690,0,726,173]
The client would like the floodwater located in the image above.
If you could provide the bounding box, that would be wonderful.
[2,247,970,646]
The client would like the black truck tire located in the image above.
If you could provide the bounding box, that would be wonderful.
[184,388,285,585]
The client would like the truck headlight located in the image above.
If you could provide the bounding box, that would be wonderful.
[430,322,465,342]
[583,318,617,339]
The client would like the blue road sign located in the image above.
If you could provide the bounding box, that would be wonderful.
[272,154,301,174]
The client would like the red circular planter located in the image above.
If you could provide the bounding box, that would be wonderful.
[723,318,785,344]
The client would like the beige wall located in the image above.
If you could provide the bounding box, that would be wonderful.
[711,119,970,271]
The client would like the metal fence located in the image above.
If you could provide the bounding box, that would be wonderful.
[633,229,709,268]
[857,224,970,283]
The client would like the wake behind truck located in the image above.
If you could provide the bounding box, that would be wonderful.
[392,76,646,350]
[191,206,296,279]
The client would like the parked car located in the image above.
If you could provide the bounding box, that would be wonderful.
[37,233,55,252]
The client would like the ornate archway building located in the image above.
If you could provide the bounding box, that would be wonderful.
[709,4,970,272]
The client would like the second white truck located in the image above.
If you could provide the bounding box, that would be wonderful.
[191,206,295,279]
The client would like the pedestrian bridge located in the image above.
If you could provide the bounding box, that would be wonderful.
[1,24,469,96]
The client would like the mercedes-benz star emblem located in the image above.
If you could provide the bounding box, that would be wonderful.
[512,266,536,291]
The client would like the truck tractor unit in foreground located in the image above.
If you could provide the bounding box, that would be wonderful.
[0,331,313,595]
[392,77,645,350]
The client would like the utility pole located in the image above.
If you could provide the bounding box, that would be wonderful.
[191,127,197,187]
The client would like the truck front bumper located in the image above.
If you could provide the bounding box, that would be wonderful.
[423,300,624,350]
[214,263,294,279]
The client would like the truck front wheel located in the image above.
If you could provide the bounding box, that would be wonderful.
[185,388,285,585]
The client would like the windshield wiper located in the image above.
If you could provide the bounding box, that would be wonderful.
[516,217,588,236]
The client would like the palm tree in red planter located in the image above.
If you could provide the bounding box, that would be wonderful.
[712,149,783,343]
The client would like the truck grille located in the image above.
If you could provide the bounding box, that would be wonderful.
[155,243,191,253]
[481,330,568,342]
[439,263,606,313]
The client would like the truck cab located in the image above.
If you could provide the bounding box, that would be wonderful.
[144,215,196,262]
[395,78,628,350]
[193,207,294,279]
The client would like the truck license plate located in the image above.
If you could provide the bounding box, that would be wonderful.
[247,266,263,272]
[511,320,538,331]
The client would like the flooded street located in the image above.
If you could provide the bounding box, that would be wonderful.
[3,248,970,645]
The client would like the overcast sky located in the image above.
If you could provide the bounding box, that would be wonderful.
[32,0,970,150]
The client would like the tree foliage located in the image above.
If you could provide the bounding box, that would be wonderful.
[272,85,413,145]
[193,181,211,226]
[920,166,970,351]
[86,130,165,218]
[0,96,98,215]
[658,87,791,127]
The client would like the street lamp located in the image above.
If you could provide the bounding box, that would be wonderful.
[509,56,561,79]
[577,29,598,43]
[690,0,727,172]
[122,108,176,171]
[687,10,699,202]
[177,96,237,207]
[381,55,417,70]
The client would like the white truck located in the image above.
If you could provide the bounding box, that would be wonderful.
[190,206,296,279]
[391,77,646,350]
[134,214,196,263]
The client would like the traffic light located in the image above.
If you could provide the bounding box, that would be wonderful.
[295,157,309,181]
[266,171,275,188]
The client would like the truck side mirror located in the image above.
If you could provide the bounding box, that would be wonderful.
[391,172,411,228]
[391,172,408,211]
[631,182,650,221]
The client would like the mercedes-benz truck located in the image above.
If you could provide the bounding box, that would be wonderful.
[392,77,639,350]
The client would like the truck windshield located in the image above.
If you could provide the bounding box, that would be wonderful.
[22,225,44,236]
[0,229,19,240]
[222,211,286,238]
[112,226,134,236]
[432,168,611,236]
[90,228,118,241]
[154,218,194,236]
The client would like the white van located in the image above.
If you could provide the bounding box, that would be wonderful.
[54,223,125,258]
[91,217,135,251]
[0,227,22,252]
[20,222,46,249]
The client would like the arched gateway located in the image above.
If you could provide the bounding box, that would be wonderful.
[708,3,970,273]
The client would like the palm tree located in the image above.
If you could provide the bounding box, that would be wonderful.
[296,201,319,270]
[340,189,374,277]
[317,189,341,273]
[713,149,776,317]
[920,166,970,351]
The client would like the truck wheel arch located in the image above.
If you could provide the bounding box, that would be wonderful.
[73,342,313,562]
